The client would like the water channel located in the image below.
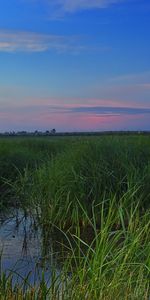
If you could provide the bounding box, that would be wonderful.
[0,209,63,286]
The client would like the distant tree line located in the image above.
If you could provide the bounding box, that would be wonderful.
[0,130,150,137]
[0,129,56,136]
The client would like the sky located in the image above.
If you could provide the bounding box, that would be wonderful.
[0,0,150,132]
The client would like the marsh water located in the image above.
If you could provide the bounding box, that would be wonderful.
[0,209,64,286]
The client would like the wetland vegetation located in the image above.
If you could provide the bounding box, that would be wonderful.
[0,134,150,299]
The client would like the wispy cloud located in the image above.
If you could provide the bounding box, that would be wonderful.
[0,29,91,53]
[1,101,150,116]
[1,102,150,132]
[70,105,150,116]
[25,0,124,18]
[54,0,123,12]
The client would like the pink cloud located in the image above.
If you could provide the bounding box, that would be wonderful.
[0,97,150,132]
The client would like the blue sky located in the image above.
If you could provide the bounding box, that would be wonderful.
[0,0,150,132]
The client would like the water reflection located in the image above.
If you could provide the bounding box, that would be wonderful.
[0,209,61,286]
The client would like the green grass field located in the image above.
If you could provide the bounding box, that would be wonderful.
[0,135,150,299]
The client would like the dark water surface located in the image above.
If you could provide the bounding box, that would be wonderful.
[0,209,61,286]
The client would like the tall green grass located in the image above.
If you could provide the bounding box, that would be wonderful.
[0,137,71,208]
[0,135,150,298]
[0,198,149,299]
[11,135,150,225]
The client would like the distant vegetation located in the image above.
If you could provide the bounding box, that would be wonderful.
[0,128,57,136]
[0,129,150,137]
[0,134,150,299]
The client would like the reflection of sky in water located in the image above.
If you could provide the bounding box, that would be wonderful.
[0,210,60,286]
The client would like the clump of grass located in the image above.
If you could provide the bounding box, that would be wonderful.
[68,200,150,299]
